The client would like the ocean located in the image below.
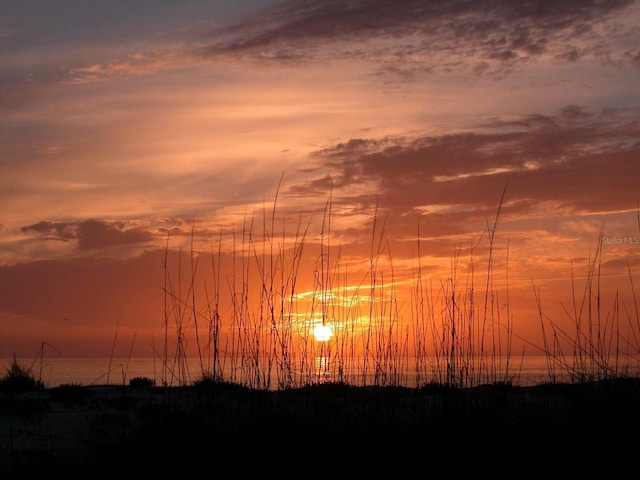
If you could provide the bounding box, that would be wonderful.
[4,354,627,389]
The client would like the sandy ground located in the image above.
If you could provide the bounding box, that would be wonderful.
[1,380,639,478]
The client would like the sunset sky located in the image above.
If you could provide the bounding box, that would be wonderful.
[1,0,639,362]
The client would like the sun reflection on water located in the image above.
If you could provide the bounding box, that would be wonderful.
[314,355,330,376]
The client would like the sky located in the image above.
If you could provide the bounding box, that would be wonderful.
[1,0,639,363]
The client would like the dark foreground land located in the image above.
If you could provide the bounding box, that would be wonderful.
[1,379,639,479]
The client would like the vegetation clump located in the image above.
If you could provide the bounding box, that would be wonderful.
[128,376,155,387]
[0,356,44,393]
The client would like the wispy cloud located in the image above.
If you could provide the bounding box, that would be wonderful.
[196,0,639,76]
[62,48,194,85]
[53,0,639,86]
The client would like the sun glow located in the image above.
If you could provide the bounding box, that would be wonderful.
[313,324,333,342]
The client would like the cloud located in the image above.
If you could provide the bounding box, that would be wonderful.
[53,0,638,86]
[20,221,78,242]
[212,0,630,48]
[21,219,154,250]
[196,0,638,76]
[292,105,640,239]
[62,48,193,85]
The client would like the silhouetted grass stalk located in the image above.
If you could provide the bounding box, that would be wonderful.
[156,182,638,390]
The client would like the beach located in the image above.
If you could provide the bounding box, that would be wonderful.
[2,379,639,478]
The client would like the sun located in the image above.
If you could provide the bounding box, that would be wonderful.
[312,324,333,342]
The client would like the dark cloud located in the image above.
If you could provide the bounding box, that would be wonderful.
[21,221,78,242]
[297,106,640,237]
[198,0,636,74]
[22,219,154,249]
[41,0,637,86]
[219,0,631,46]
[76,219,154,249]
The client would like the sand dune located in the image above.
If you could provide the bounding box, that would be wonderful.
[2,380,639,478]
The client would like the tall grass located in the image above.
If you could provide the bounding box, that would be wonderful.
[409,184,523,387]
[155,183,639,390]
[530,229,640,384]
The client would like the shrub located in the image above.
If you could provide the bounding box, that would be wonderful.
[0,356,45,392]
[129,376,155,387]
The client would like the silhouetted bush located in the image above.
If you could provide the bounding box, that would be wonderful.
[129,376,155,387]
[0,356,44,392]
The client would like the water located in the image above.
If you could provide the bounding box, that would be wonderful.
[2,354,612,389]
[1,357,167,388]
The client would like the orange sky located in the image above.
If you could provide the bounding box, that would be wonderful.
[1,1,639,364]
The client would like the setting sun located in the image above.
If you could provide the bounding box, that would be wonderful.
[313,324,333,342]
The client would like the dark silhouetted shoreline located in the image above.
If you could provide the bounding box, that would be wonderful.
[2,379,639,478]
